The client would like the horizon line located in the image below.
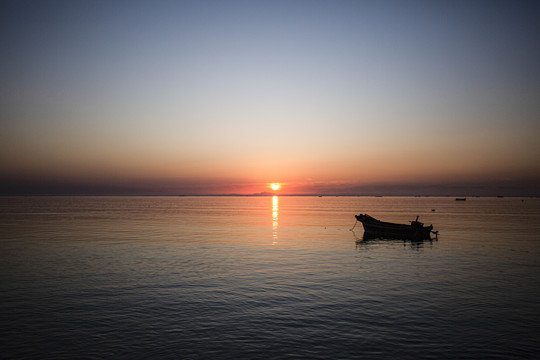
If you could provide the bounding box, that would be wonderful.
[2,194,538,198]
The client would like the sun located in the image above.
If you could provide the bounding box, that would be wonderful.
[270,183,280,191]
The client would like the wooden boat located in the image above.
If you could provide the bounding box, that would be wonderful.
[354,214,434,240]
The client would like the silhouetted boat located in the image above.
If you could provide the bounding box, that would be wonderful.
[354,214,434,240]
[455,198,466,201]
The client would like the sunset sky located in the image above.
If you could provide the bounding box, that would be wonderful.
[1,0,539,195]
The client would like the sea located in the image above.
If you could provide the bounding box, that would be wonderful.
[1,196,539,359]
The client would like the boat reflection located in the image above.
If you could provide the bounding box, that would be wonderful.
[272,196,278,245]
[352,230,434,250]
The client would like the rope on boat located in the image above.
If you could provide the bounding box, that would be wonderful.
[349,220,358,231]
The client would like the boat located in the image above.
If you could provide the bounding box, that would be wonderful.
[354,214,434,240]
[455,198,466,201]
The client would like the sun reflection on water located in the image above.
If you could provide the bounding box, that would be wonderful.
[272,195,278,244]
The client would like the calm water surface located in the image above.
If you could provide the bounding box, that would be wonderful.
[1,196,539,359]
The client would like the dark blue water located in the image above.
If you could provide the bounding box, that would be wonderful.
[1,196,539,359]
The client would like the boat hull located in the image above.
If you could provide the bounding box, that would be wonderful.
[355,214,433,240]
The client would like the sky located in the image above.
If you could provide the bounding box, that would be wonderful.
[1,0,539,196]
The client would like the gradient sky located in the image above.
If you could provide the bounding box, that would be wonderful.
[1,0,539,195]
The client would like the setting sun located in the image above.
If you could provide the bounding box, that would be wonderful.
[271,183,280,191]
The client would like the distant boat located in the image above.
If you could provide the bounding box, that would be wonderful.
[354,214,434,241]
[455,198,466,201]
